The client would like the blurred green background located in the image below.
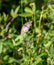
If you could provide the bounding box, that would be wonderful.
[0,0,54,65]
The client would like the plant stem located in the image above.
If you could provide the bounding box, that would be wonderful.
[34,13,36,33]
[39,11,43,32]
[6,18,14,31]
[21,0,23,26]
[33,3,36,33]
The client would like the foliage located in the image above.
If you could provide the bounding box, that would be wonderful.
[0,0,54,65]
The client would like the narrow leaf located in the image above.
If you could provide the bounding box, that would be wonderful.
[15,6,20,14]
[19,13,33,17]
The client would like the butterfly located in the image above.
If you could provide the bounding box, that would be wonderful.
[21,21,32,35]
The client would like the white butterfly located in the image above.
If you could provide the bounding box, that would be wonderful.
[21,21,32,35]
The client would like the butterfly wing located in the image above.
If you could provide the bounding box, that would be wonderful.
[21,21,32,35]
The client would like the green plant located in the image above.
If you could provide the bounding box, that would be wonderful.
[0,0,54,65]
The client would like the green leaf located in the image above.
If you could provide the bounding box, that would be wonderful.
[3,12,8,22]
[19,13,33,17]
[49,45,54,58]
[10,6,20,18]
[14,14,18,18]
[15,6,20,14]
[49,30,54,36]
[10,9,15,18]
[44,41,51,48]
[25,7,33,14]
[3,55,9,61]
[8,57,15,63]
[0,40,3,54]
[34,57,42,65]
[10,9,18,18]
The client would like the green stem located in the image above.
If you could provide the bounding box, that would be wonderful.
[39,11,43,32]
[21,0,23,26]
[34,13,36,33]
[33,3,36,33]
